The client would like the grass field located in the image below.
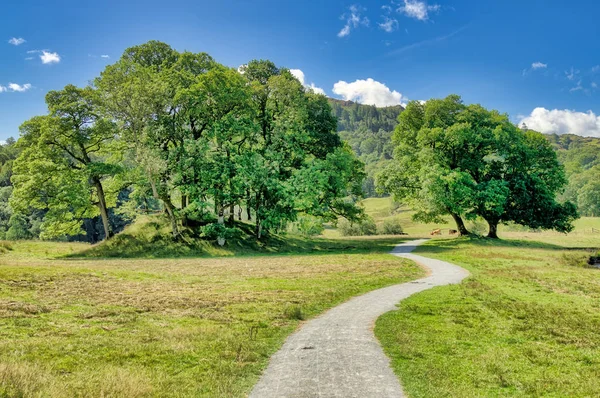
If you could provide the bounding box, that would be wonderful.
[2,199,600,397]
[0,238,423,397]
[376,235,600,397]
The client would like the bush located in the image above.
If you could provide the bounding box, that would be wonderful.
[338,216,377,236]
[288,215,324,236]
[200,223,237,240]
[379,218,404,235]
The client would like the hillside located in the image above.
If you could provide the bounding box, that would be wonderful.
[328,99,403,196]
[546,133,600,216]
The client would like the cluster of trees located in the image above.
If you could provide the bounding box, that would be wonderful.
[330,100,403,196]
[11,41,365,243]
[379,95,578,238]
[546,134,600,217]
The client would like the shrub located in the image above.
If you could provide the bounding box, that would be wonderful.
[289,215,324,236]
[379,218,404,235]
[200,223,238,240]
[338,216,377,236]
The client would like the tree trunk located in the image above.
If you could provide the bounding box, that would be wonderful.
[228,204,235,225]
[162,197,180,240]
[255,218,262,239]
[238,207,243,221]
[92,177,112,240]
[246,206,252,221]
[450,213,470,236]
[486,219,499,239]
[181,195,188,227]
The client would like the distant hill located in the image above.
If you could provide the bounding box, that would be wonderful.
[327,101,600,215]
[545,133,600,216]
[328,99,404,196]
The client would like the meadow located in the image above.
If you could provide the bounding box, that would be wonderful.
[1,197,599,397]
[0,237,423,397]
[375,226,600,397]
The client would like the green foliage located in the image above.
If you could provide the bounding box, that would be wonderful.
[379,218,404,235]
[200,223,238,240]
[379,95,578,238]
[11,41,365,245]
[288,214,325,236]
[338,216,377,236]
[6,213,31,240]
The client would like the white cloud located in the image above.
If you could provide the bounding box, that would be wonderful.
[592,82,598,89]
[398,0,440,21]
[100,54,110,58]
[531,62,547,69]
[333,78,405,107]
[8,37,25,46]
[308,83,326,95]
[379,17,399,33]
[290,69,306,85]
[338,5,369,38]
[8,83,32,92]
[592,65,600,73]
[25,57,33,61]
[290,69,326,95]
[519,108,600,137]
[40,51,60,64]
[0,86,6,93]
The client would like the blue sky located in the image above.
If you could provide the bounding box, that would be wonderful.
[2,0,600,139]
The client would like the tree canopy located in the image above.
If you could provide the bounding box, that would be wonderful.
[379,95,578,238]
[11,41,365,243]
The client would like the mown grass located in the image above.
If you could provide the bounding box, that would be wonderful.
[376,235,600,397]
[0,239,423,397]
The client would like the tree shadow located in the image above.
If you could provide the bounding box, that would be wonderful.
[416,235,599,255]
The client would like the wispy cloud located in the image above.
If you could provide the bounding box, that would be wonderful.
[100,54,110,59]
[531,62,547,70]
[387,25,468,57]
[338,5,369,38]
[398,0,440,21]
[8,37,25,46]
[565,67,579,81]
[522,61,548,76]
[592,65,600,73]
[379,16,399,33]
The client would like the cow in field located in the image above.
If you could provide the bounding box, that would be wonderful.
[430,229,442,236]
[449,229,458,235]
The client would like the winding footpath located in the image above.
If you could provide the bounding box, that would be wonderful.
[250,239,469,398]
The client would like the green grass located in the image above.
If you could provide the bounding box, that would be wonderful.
[376,234,600,397]
[0,237,423,397]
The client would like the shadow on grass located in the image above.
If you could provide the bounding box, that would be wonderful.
[417,235,599,255]
[65,233,412,260]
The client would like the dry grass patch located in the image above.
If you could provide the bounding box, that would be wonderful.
[0,247,422,397]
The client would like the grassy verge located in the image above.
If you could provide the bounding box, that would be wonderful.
[376,236,600,397]
[0,240,423,397]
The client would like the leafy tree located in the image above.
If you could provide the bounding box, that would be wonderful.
[381,95,577,238]
[12,85,121,240]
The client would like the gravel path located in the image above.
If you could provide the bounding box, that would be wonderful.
[249,239,469,398]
